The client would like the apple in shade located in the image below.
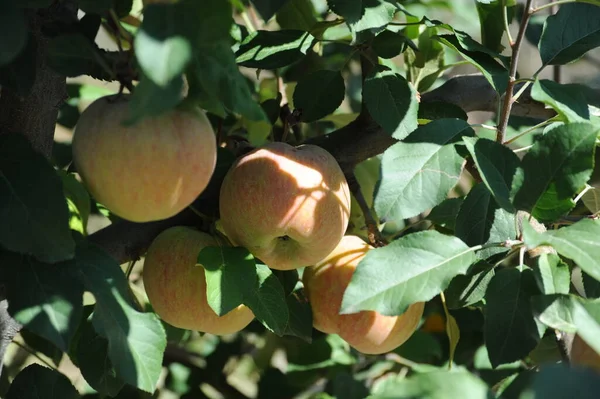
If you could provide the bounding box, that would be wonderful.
[219,142,351,271]
[143,226,254,335]
[303,235,424,355]
[570,334,600,373]
[72,95,216,223]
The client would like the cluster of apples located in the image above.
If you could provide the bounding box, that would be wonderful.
[71,96,423,355]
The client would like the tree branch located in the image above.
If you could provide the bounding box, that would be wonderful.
[87,73,559,265]
[346,173,387,247]
[0,5,74,157]
[0,2,76,377]
[496,0,534,143]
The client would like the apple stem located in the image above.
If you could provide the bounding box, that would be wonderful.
[347,173,387,247]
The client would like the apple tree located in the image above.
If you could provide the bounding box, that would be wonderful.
[2,0,600,398]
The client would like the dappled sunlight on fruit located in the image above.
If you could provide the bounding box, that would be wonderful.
[219,142,350,270]
[303,235,424,355]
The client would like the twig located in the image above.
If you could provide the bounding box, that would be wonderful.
[11,340,59,371]
[125,259,137,279]
[502,0,514,46]
[555,330,571,365]
[504,117,555,145]
[531,0,594,13]
[346,173,387,247]
[496,0,534,143]
[549,0,562,83]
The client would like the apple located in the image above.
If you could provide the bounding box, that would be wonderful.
[219,142,351,271]
[570,334,600,372]
[303,235,424,355]
[72,95,216,223]
[143,226,255,335]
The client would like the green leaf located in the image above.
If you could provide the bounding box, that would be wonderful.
[372,30,410,59]
[436,34,508,93]
[250,0,289,22]
[245,264,289,335]
[582,186,600,213]
[539,3,600,66]
[405,26,445,92]
[135,31,191,88]
[534,253,570,295]
[20,329,63,367]
[374,119,473,223]
[522,218,600,283]
[135,0,232,86]
[286,334,356,372]
[76,319,125,397]
[0,134,75,263]
[236,30,316,69]
[2,252,83,352]
[293,70,345,122]
[427,197,464,230]
[327,372,369,399]
[46,33,112,80]
[78,0,114,14]
[463,137,520,212]
[583,271,600,299]
[0,31,37,96]
[6,364,79,399]
[59,171,91,235]
[126,75,183,125]
[455,183,516,259]
[328,0,398,44]
[341,230,477,316]
[445,260,495,309]
[484,267,544,368]
[531,294,600,358]
[283,288,313,342]
[199,246,289,335]
[363,69,419,140]
[190,41,267,122]
[0,5,27,66]
[528,364,600,399]
[76,243,166,393]
[369,369,492,399]
[531,79,590,122]
[199,246,255,316]
[511,122,598,222]
[276,0,318,32]
[475,0,509,53]
[395,330,443,363]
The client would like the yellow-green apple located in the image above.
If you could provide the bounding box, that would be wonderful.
[303,235,424,355]
[219,142,351,271]
[72,95,216,222]
[143,226,255,335]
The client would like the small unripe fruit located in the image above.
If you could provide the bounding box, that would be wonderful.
[72,95,216,222]
[303,235,424,355]
[143,226,254,335]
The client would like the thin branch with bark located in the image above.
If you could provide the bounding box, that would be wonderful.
[0,1,77,378]
[347,174,387,247]
[496,0,534,143]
